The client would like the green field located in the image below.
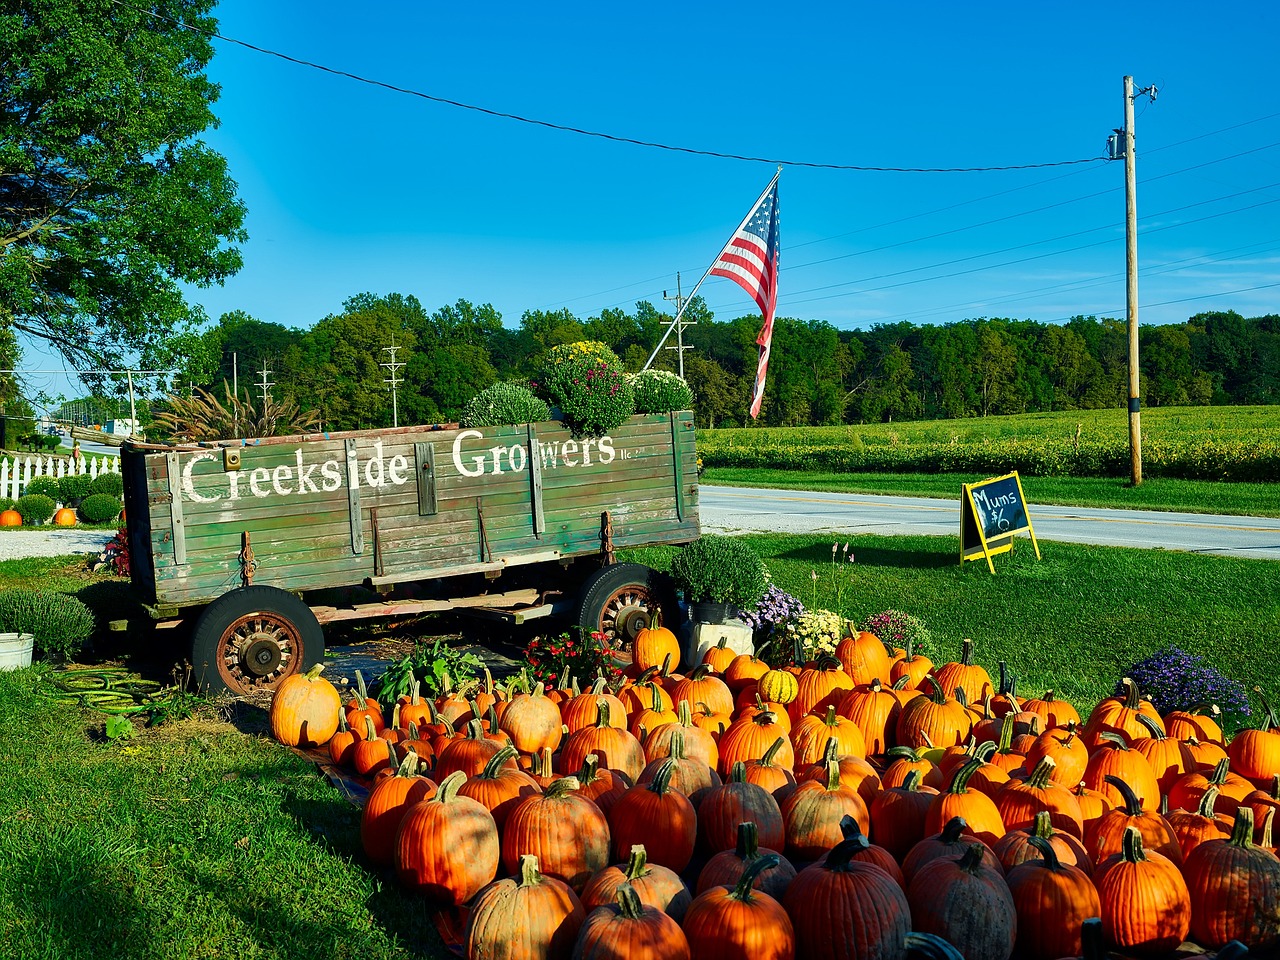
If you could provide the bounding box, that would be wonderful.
[698,405,1280,483]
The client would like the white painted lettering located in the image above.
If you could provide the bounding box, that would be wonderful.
[597,436,616,464]
[562,440,579,466]
[346,445,360,489]
[272,464,293,496]
[488,445,507,475]
[182,453,220,504]
[580,438,595,465]
[509,444,527,473]
[364,440,386,487]
[249,467,271,498]
[453,430,487,477]
[295,449,320,494]
[388,454,408,485]
[320,460,342,492]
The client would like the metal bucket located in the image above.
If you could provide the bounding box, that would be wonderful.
[0,632,35,671]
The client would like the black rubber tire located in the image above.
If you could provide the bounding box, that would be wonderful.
[574,562,679,660]
[189,585,324,697]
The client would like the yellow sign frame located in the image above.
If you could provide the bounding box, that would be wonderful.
[960,470,1041,573]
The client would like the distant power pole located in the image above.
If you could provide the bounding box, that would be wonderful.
[381,340,406,428]
[663,273,694,379]
[257,360,274,407]
[1120,75,1157,486]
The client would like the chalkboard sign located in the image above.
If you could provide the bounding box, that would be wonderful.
[961,471,1040,573]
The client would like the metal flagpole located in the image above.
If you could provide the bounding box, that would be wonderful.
[642,168,782,372]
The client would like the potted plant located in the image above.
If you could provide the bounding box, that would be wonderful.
[669,534,769,625]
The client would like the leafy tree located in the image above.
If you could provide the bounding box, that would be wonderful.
[860,343,920,422]
[1,0,246,371]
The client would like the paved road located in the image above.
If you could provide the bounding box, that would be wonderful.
[697,485,1280,561]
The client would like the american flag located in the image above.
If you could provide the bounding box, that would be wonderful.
[710,175,780,419]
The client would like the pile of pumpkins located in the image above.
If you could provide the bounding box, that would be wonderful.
[268,626,1280,960]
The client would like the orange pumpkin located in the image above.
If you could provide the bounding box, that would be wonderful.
[633,613,681,673]
[465,854,586,960]
[53,507,77,526]
[268,662,341,748]
[0,509,21,526]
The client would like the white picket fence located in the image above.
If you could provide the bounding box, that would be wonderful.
[0,455,121,501]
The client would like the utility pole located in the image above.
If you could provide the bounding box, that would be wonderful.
[663,273,694,379]
[381,339,405,428]
[1121,75,1156,486]
[126,370,137,435]
[233,352,238,399]
[257,360,274,407]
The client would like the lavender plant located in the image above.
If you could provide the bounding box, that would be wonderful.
[1124,646,1251,732]
[739,585,806,635]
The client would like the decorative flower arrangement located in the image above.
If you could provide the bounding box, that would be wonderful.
[1125,645,1250,731]
[781,608,846,660]
[630,369,694,414]
[739,585,806,639]
[525,629,623,690]
[858,609,930,655]
[459,380,550,428]
[534,341,636,437]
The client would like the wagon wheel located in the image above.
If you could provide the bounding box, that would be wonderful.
[190,585,325,696]
[574,563,679,667]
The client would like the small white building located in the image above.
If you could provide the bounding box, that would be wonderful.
[105,418,140,437]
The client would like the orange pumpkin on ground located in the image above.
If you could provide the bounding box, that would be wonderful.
[0,509,21,527]
[269,662,341,748]
[574,883,691,960]
[53,507,76,526]
[580,844,692,922]
[465,854,585,960]
[394,770,500,906]
[683,856,795,960]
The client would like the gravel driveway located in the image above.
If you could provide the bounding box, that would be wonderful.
[0,529,115,562]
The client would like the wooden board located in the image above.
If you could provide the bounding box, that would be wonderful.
[123,412,700,607]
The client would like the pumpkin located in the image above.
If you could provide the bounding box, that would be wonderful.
[1165,702,1226,746]
[559,700,646,782]
[716,710,794,776]
[689,701,732,740]
[1072,781,1115,837]
[636,730,721,806]
[629,683,680,742]
[697,761,785,853]
[1227,687,1280,785]
[783,836,911,960]
[923,757,1007,848]
[834,628,893,685]
[881,744,944,791]
[1242,774,1280,843]
[1005,836,1102,960]
[696,820,797,900]
[779,759,871,861]
[837,678,902,755]
[757,667,799,706]
[721,650,770,694]
[683,856,795,960]
[868,769,938,862]
[1082,733,1161,811]
[795,738,882,807]
[434,719,514,781]
[670,664,735,717]
[53,507,76,526]
[1084,774,1182,865]
[502,777,612,891]
[1166,757,1253,818]
[1094,825,1191,954]
[901,816,1002,887]
[581,844,692,922]
[360,749,437,866]
[456,744,543,831]
[1081,677,1164,748]
[465,854,585,960]
[1131,713,1196,792]
[933,638,993,704]
[791,703,867,766]
[734,693,792,733]
[789,655,855,721]
[351,716,394,777]
[609,759,696,872]
[896,675,974,749]
[633,612,681,673]
[993,810,1092,876]
[0,509,20,527]
[1019,688,1081,730]
[570,753,632,816]
[1022,724,1089,787]
[700,636,736,674]
[344,669,385,736]
[328,711,357,767]
[563,681,629,734]
[739,736,798,798]
[889,639,933,691]
[498,679,565,755]
[642,701,719,771]
[836,813,904,889]
[574,882,692,960]
[1183,806,1280,950]
[394,770,500,905]
[1167,786,1232,863]
[906,841,1017,960]
[396,720,435,768]
[269,662,341,748]
[994,756,1085,839]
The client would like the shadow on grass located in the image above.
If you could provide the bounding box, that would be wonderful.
[772,538,957,571]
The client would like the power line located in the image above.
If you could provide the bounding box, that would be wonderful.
[112,0,1109,174]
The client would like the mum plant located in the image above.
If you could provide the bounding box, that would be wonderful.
[460,380,550,429]
[1124,645,1250,731]
[630,369,694,415]
[533,340,635,437]
[781,609,845,660]
[525,629,622,690]
[669,534,769,609]
[859,609,931,656]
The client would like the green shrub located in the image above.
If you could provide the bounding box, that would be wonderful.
[24,476,62,499]
[58,473,93,502]
[670,534,769,608]
[460,381,551,428]
[79,493,122,523]
[534,341,635,437]
[15,494,56,524]
[0,588,96,662]
[0,497,14,514]
[42,435,60,452]
[90,471,124,497]
[631,369,694,415]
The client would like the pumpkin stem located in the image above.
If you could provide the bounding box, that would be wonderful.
[838,813,870,850]
[1102,774,1144,816]
[959,638,975,666]
[594,698,614,729]
[623,844,650,880]
[1031,810,1054,839]
[531,746,554,779]
[1209,757,1231,786]
[362,715,377,742]
[517,854,544,887]
[729,761,747,784]
[1260,807,1275,849]
[821,737,840,765]
[1254,686,1279,731]
[435,770,467,803]
[575,754,601,785]
[1135,713,1166,740]
[647,758,678,796]
[479,745,518,780]
[823,759,841,792]
[1120,676,1141,710]
[544,777,583,799]
[1025,756,1056,789]
[336,710,349,734]
[1025,834,1064,870]
[1228,806,1256,848]
[734,821,760,859]
[667,729,688,761]
[947,757,983,795]
[677,699,694,727]
[997,714,1015,753]
[939,816,969,843]
[903,932,966,959]
[1120,825,1148,864]
[302,663,325,681]
[901,769,922,792]
[463,718,486,741]
[354,669,371,705]
[407,720,420,740]
[1079,918,1106,960]
[613,882,646,921]
[823,704,840,728]
[957,843,987,873]
[760,737,786,766]
[1098,731,1131,751]
[821,836,870,872]
[729,853,780,903]
[384,738,399,770]
[1196,786,1220,819]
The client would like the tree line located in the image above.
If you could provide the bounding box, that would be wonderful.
[126,294,1280,432]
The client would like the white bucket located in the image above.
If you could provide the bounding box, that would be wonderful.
[0,632,35,671]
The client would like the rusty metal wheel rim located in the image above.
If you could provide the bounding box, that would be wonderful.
[216,611,302,692]
[596,586,655,654]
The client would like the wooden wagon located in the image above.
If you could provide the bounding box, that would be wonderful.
[121,412,700,694]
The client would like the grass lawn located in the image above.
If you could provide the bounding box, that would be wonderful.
[701,467,1280,517]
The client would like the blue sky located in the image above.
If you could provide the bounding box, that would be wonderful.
[23,1,1280,399]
